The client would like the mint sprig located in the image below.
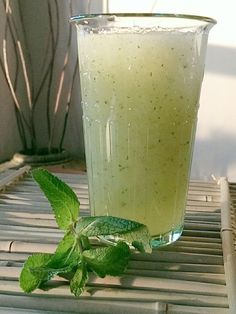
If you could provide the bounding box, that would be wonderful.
[20,168,152,296]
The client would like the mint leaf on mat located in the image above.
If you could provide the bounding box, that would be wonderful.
[32,168,80,230]
[20,253,53,293]
[118,224,152,253]
[32,232,81,277]
[83,241,131,277]
[76,216,152,253]
[20,169,153,297]
[76,216,142,236]
[70,264,88,296]
[49,232,80,269]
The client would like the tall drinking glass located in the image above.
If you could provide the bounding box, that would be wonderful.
[71,14,216,247]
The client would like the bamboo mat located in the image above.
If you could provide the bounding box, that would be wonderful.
[0,166,236,314]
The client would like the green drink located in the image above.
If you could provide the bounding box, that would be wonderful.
[72,14,215,246]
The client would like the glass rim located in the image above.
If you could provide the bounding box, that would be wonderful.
[70,13,217,25]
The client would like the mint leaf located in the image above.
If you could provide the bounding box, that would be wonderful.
[20,169,153,298]
[70,264,88,296]
[76,216,144,236]
[83,241,130,277]
[76,216,152,253]
[31,264,74,277]
[32,232,81,278]
[79,234,91,251]
[32,168,79,230]
[118,224,152,253]
[131,240,146,252]
[50,232,80,268]
[20,253,53,293]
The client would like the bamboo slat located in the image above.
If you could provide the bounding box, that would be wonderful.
[167,304,229,313]
[0,294,166,314]
[0,167,31,191]
[0,168,234,313]
[220,178,236,314]
[2,239,222,254]
[0,280,229,310]
[0,266,227,295]
[0,253,31,262]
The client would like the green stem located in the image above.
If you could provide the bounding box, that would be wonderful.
[77,237,84,255]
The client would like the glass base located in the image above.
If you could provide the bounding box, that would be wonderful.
[151,225,183,248]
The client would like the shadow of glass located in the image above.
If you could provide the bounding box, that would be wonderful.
[191,129,236,180]
[206,44,236,77]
